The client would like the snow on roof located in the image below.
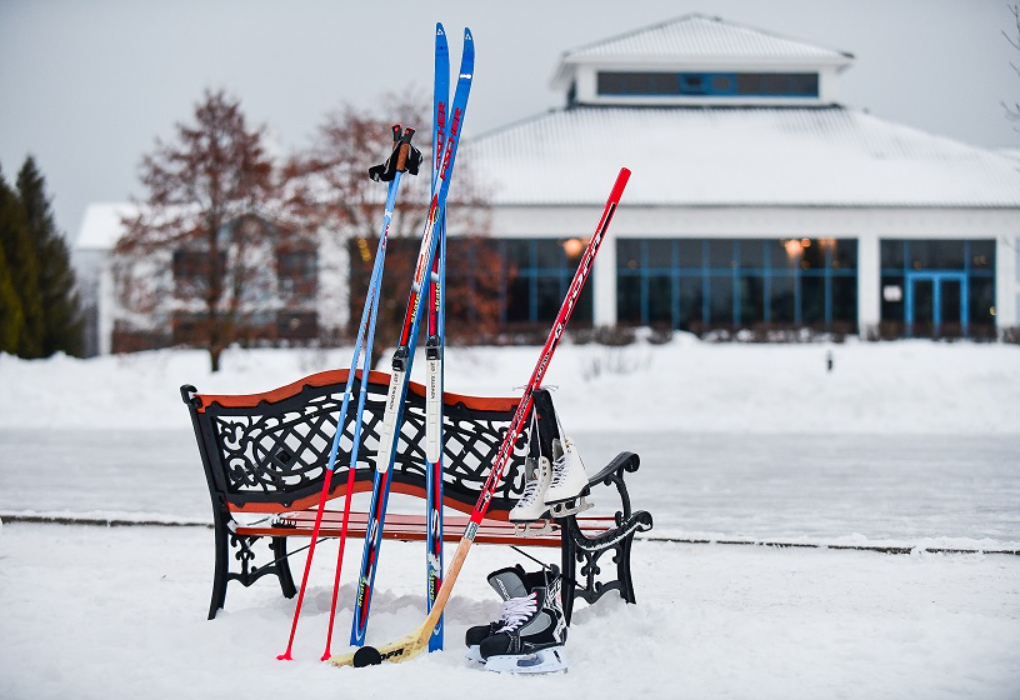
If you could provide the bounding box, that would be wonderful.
[998,147,1020,162]
[75,202,136,251]
[552,14,853,87]
[464,106,1020,208]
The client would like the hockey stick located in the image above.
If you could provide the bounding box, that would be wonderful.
[328,166,631,668]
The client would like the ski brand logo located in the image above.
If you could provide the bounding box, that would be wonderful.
[429,507,441,537]
[439,108,462,181]
[385,378,401,413]
[435,102,447,172]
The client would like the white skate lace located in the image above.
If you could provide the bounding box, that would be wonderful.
[495,593,537,633]
[549,453,570,489]
[517,476,541,506]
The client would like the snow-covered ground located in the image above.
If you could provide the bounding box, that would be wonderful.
[2,523,1018,700]
[2,334,1018,435]
[1,338,1019,699]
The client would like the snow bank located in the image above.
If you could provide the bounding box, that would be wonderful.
[2,337,1018,434]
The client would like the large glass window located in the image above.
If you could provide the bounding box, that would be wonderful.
[496,238,593,327]
[617,238,859,333]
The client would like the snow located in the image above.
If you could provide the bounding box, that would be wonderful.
[467,107,1020,207]
[560,14,853,63]
[2,335,1018,435]
[1,338,1019,698]
[75,202,136,250]
[2,525,1019,699]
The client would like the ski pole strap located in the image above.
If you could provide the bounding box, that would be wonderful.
[369,125,423,182]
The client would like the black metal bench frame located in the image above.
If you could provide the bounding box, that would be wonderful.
[181,369,653,622]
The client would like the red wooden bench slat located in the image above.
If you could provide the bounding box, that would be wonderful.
[233,508,620,549]
[195,369,520,414]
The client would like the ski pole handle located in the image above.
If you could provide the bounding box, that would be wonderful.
[396,127,416,172]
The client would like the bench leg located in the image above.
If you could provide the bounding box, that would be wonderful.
[560,509,653,621]
[208,513,231,620]
[614,535,637,605]
[270,536,297,599]
[560,530,578,626]
[207,515,299,619]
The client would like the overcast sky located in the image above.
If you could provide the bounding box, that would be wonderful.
[1,0,1017,242]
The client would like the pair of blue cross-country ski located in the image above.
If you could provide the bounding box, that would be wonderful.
[278,22,632,668]
[277,23,470,662]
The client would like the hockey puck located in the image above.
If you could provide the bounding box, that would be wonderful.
[353,646,383,667]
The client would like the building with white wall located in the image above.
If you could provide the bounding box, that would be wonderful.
[75,14,1020,353]
[458,14,1020,339]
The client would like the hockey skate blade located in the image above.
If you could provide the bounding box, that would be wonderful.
[511,519,554,537]
[484,647,568,675]
[547,494,593,519]
[545,484,591,508]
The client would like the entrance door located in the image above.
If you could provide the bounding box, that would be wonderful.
[905,273,968,337]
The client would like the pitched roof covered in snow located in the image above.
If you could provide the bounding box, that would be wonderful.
[551,15,855,109]
[464,106,1020,208]
[558,13,852,67]
[76,202,136,251]
[551,15,853,93]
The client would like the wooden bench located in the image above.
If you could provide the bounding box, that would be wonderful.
[181,369,653,622]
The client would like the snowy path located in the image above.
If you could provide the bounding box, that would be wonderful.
[1,523,1018,700]
[2,428,1018,549]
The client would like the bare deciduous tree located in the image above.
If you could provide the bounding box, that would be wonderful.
[286,90,503,367]
[116,89,304,371]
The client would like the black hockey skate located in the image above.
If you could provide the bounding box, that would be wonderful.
[464,564,560,663]
[478,568,568,674]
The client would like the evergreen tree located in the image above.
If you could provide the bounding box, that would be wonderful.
[0,241,23,354]
[17,156,85,357]
[0,164,43,358]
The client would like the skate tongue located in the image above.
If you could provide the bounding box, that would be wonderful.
[487,565,529,600]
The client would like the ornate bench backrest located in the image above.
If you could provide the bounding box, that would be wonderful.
[182,370,528,516]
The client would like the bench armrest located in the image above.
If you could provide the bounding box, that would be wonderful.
[586,451,640,523]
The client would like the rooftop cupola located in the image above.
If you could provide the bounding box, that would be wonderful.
[550,14,854,108]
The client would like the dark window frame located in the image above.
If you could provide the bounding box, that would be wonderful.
[597,71,819,98]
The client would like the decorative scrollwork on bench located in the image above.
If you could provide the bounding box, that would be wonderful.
[193,372,529,512]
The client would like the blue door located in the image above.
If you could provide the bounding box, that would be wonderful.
[905,272,968,337]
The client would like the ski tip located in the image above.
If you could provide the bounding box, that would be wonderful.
[464,27,473,42]
[436,22,445,36]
